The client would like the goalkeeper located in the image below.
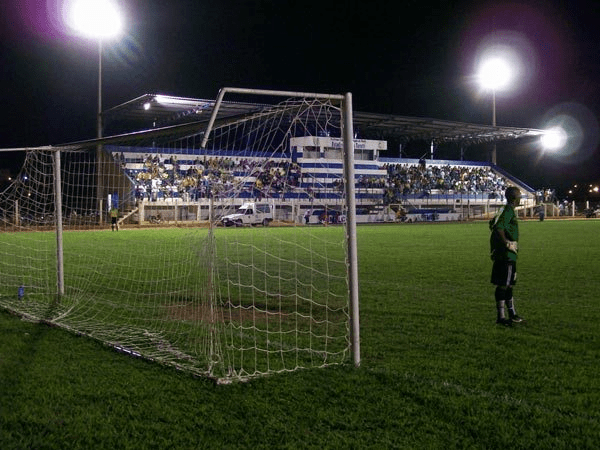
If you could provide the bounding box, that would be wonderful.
[489,186,525,326]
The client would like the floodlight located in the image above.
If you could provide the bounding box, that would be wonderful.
[541,127,568,151]
[155,95,202,106]
[478,57,512,91]
[67,0,123,39]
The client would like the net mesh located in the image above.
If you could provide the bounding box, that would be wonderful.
[0,97,351,381]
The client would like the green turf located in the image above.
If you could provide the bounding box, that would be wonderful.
[1,220,599,448]
[0,226,350,378]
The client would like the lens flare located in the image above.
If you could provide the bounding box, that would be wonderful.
[540,102,599,163]
[540,127,568,151]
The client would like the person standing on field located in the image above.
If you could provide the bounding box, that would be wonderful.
[304,209,311,225]
[110,207,119,232]
[489,186,525,326]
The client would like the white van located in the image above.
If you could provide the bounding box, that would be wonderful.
[221,202,274,227]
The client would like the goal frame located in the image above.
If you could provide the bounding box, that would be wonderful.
[0,87,361,375]
[201,87,360,368]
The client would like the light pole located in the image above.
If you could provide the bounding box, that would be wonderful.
[67,0,123,220]
[478,57,512,165]
[97,40,103,139]
[491,88,497,165]
[67,0,123,137]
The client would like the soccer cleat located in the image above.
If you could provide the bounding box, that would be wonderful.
[496,318,512,326]
[510,315,525,323]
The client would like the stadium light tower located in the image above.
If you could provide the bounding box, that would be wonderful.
[67,0,123,139]
[67,0,123,222]
[477,57,513,165]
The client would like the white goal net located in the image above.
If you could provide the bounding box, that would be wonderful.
[0,91,359,382]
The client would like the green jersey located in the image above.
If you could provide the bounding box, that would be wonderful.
[489,204,518,261]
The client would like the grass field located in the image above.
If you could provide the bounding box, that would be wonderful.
[0,224,351,379]
[1,219,599,449]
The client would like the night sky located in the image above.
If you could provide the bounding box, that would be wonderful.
[1,0,599,196]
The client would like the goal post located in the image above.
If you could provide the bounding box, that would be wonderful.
[0,88,360,381]
[54,149,65,296]
[202,88,360,368]
[342,92,361,368]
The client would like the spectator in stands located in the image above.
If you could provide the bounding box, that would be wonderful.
[489,186,525,326]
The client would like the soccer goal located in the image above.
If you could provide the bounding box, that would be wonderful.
[0,88,359,382]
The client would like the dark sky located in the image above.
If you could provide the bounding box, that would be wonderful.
[1,0,600,194]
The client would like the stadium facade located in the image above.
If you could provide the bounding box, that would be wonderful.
[100,94,542,226]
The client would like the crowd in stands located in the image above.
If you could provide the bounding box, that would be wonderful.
[535,188,556,204]
[381,163,508,204]
[120,153,510,203]
[125,154,302,201]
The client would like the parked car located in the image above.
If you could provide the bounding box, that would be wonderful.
[221,202,273,227]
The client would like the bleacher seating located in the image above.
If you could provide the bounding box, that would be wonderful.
[109,146,530,210]
[380,162,507,204]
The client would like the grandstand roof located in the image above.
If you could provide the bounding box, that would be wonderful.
[104,93,547,145]
[351,112,546,144]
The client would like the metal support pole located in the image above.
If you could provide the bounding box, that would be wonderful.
[54,150,65,296]
[343,92,360,368]
[96,39,104,224]
[492,89,497,128]
[138,200,144,225]
[97,40,103,140]
[491,89,497,165]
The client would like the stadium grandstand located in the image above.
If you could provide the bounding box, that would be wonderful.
[100,93,547,226]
